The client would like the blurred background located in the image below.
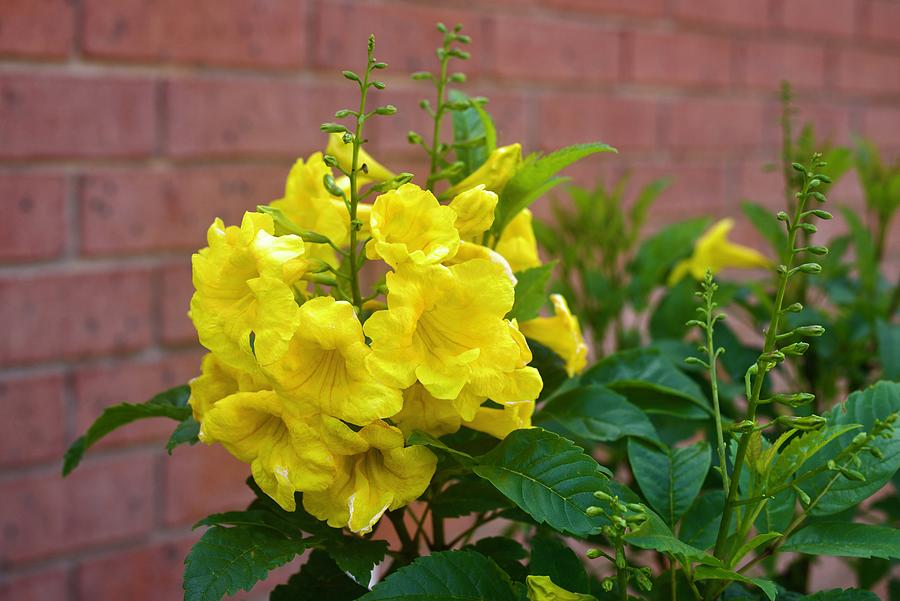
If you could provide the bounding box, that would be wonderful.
[1,0,899,599]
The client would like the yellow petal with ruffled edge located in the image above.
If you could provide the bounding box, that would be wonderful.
[520,294,588,377]
[496,208,541,272]
[464,400,534,440]
[668,218,772,285]
[448,184,498,240]
[366,183,460,268]
[188,353,269,422]
[445,143,522,197]
[526,576,597,601]
[262,296,402,425]
[393,381,463,437]
[327,132,396,183]
[302,421,437,534]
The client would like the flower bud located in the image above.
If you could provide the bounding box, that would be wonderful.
[586,548,603,560]
[777,415,826,431]
[769,392,815,407]
[780,342,810,356]
[794,325,825,337]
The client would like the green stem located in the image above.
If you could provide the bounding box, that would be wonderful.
[346,57,374,311]
[614,536,628,601]
[427,46,451,189]
[704,286,730,496]
[431,510,446,550]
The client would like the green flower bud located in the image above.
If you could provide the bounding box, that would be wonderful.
[769,392,816,407]
[794,325,825,337]
[780,342,810,356]
[586,548,603,560]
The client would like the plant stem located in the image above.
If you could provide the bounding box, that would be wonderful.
[427,49,451,189]
[614,536,628,601]
[346,52,374,311]
[703,280,730,496]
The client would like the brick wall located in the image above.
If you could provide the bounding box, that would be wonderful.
[1,0,898,598]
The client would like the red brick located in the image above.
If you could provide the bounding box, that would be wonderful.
[165,78,350,158]
[862,106,900,150]
[0,173,67,262]
[79,166,288,256]
[0,373,66,467]
[864,0,900,45]
[838,49,900,95]
[160,261,197,346]
[620,163,728,220]
[82,0,306,68]
[737,160,788,209]
[0,268,153,365]
[630,30,733,87]
[73,353,201,450]
[537,93,659,152]
[0,566,69,601]
[0,0,74,58]
[0,453,156,563]
[492,16,618,83]
[741,40,827,91]
[76,537,194,601]
[543,0,665,17]
[671,0,769,29]
[776,0,857,37]
[314,2,486,75]
[163,444,254,527]
[666,98,766,150]
[0,75,156,160]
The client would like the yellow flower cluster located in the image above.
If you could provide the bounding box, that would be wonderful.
[187,139,587,533]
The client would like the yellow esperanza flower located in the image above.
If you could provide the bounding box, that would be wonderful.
[448,184,498,240]
[445,241,517,284]
[444,143,522,197]
[393,382,463,437]
[302,420,437,534]
[190,212,308,372]
[366,183,460,268]
[495,208,541,272]
[520,294,588,377]
[326,132,396,183]
[526,575,597,601]
[199,389,368,511]
[261,296,402,426]
[668,218,772,285]
[188,353,269,422]
[464,400,534,440]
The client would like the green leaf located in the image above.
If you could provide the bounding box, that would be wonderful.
[627,439,710,525]
[782,522,900,559]
[679,491,729,550]
[741,200,787,256]
[731,532,781,565]
[63,385,191,475]
[194,510,297,534]
[360,550,519,601]
[800,589,880,601]
[270,549,367,601]
[768,424,861,486]
[693,566,776,601]
[472,428,612,537]
[649,278,696,341]
[624,508,714,563]
[840,206,877,294]
[322,536,390,586]
[508,263,556,321]
[535,384,661,446]
[408,430,475,466]
[167,416,200,454]
[184,525,306,601]
[450,90,493,180]
[467,537,528,581]
[529,535,590,594]
[877,321,900,381]
[431,478,512,518]
[494,142,616,236]
[582,348,711,419]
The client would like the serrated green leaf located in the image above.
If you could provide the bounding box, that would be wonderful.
[167,416,200,454]
[768,424,861,486]
[800,588,880,601]
[323,536,390,586]
[781,522,900,559]
[63,385,191,475]
[431,478,512,518]
[270,549,367,601]
[472,428,612,537]
[408,430,475,466]
[467,537,527,581]
[508,263,556,321]
[627,439,710,525]
[624,508,715,563]
[194,510,297,534]
[529,534,590,594]
[693,566,776,601]
[184,525,305,601]
[360,550,519,601]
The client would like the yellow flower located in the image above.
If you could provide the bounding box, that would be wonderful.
[495,208,541,272]
[393,382,463,437]
[262,296,402,426]
[190,212,307,371]
[668,218,771,285]
[445,143,522,197]
[326,132,396,183]
[526,575,597,601]
[302,421,437,534]
[464,400,534,439]
[448,184,498,240]
[188,353,268,422]
[443,241,517,284]
[199,389,368,511]
[366,183,460,268]
[520,294,588,377]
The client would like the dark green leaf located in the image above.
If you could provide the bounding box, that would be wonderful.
[628,218,710,308]
[529,534,590,594]
[800,589,879,601]
[649,279,696,341]
[624,508,714,563]
[877,321,900,381]
[508,263,556,321]
[741,201,787,256]
[467,537,527,581]
[782,522,900,559]
[450,90,493,181]
[693,566,776,601]
[627,439,710,525]
[322,536,390,586]
[679,491,727,550]
[407,430,475,466]
[167,416,200,454]
[270,549,367,601]
[194,510,298,534]
[528,339,569,401]
[431,479,512,518]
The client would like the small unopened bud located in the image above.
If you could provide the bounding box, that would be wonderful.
[731,420,756,433]
[374,104,397,115]
[770,392,816,407]
[593,490,612,502]
[793,485,811,507]
[869,447,884,460]
[794,325,826,337]
[586,506,604,517]
[841,468,866,482]
[783,302,803,313]
[781,342,810,356]
[777,211,789,222]
[586,548,603,559]
[806,246,829,255]
[777,415,826,431]
[795,262,822,274]
[322,154,338,167]
[601,577,615,592]
[635,567,653,592]
[808,209,832,219]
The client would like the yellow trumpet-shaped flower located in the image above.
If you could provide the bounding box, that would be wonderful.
[668,218,771,285]
[448,184,498,240]
[520,294,588,377]
[366,183,460,268]
[464,400,534,440]
[495,208,541,272]
[327,132,396,183]
[199,389,368,511]
[445,143,522,197]
[190,212,307,372]
[302,420,437,534]
[393,382,463,437]
[364,260,524,400]
[188,353,269,422]
[526,575,597,601]
[262,296,402,426]
[444,241,517,285]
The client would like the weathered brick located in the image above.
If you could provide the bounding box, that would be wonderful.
[0,268,153,365]
[864,0,900,45]
[82,0,306,68]
[0,453,156,563]
[537,93,659,152]
[0,566,69,601]
[862,106,900,151]
[741,40,827,91]
[0,173,67,262]
[776,0,857,37]
[838,49,900,95]
[666,98,765,150]
[619,163,728,219]
[160,261,197,346]
[543,0,665,17]
[671,0,769,29]
[0,0,74,58]
[630,30,733,87]
[0,373,66,467]
[492,15,618,83]
[0,74,156,159]
[79,166,288,256]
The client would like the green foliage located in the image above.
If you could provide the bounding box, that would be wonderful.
[800,589,880,601]
[529,534,591,594]
[781,522,900,559]
[167,416,200,453]
[449,90,494,180]
[628,439,711,526]
[693,566,776,601]
[270,550,368,600]
[623,508,712,563]
[509,263,557,321]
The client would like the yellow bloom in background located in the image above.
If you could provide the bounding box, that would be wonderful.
[444,143,522,197]
[525,575,597,601]
[448,184,498,239]
[366,183,460,268]
[262,297,402,426]
[464,400,534,440]
[495,208,541,272]
[521,294,588,377]
[668,218,772,285]
[188,353,268,422]
[327,132,396,183]
[199,390,368,511]
[303,421,437,534]
[190,212,307,371]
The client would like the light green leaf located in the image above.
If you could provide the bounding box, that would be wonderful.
[768,424,861,486]
[63,385,191,475]
[509,263,556,321]
[693,566,776,601]
[270,549,367,601]
[628,439,710,525]
[731,532,781,565]
[525,575,597,601]
[167,416,200,454]
[877,321,900,381]
[782,522,900,559]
